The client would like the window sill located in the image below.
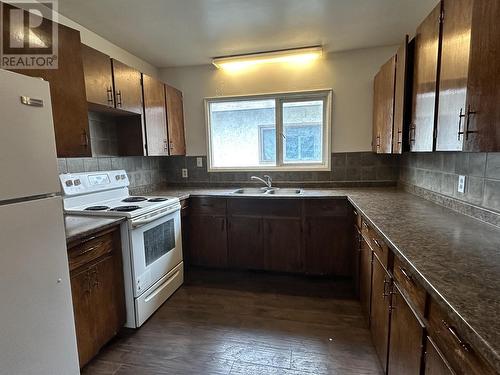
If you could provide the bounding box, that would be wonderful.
[207,165,331,173]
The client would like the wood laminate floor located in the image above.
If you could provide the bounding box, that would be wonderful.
[83,269,383,375]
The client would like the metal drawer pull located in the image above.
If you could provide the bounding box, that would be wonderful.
[383,278,391,298]
[442,320,471,352]
[76,243,102,256]
[399,267,413,282]
[372,238,383,250]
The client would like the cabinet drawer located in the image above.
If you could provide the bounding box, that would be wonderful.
[303,199,349,217]
[427,299,496,375]
[393,256,426,318]
[69,231,114,272]
[353,208,362,230]
[189,197,226,215]
[361,220,389,268]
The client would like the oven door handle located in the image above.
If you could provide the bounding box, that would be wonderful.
[130,205,180,228]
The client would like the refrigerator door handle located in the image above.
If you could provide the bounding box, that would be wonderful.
[20,96,44,107]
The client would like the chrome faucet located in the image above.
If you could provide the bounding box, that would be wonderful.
[251,175,273,188]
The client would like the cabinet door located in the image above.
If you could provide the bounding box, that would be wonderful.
[463,0,500,151]
[228,216,264,270]
[371,254,391,373]
[388,284,425,375]
[304,217,352,276]
[81,44,114,108]
[188,215,228,267]
[436,0,473,151]
[424,337,455,375]
[373,56,396,154]
[112,59,143,115]
[359,238,372,324]
[264,218,302,273]
[411,3,442,152]
[393,37,409,154]
[92,254,126,349]
[70,267,96,367]
[166,85,186,155]
[8,20,90,157]
[143,75,169,156]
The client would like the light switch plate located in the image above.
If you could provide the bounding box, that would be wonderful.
[182,168,188,178]
[196,157,203,167]
[458,175,466,193]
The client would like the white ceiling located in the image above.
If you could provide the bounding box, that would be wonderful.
[57,0,439,68]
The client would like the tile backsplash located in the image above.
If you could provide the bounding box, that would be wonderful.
[159,152,400,187]
[399,152,500,214]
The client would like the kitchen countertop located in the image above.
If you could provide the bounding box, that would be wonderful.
[65,215,125,244]
[152,186,500,371]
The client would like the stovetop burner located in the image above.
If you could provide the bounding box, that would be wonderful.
[122,196,147,203]
[148,197,168,202]
[84,205,110,211]
[110,205,141,212]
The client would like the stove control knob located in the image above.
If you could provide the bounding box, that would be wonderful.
[115,175,121,181]
[74,179,81,186]
[121,174,126,180]
[65,180,73,187]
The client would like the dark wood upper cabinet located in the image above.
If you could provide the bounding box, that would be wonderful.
[410,2,442,152]
[393,37,410,154]
[142,74,169,156]
[436,0,473,151]
[6,15,90,157]
[166,85,186,155]
[463,0,500,151]
[373,56,396,154]
[81,44,114,108]
[111,59,143,115]
[387,283,425,375]
[370,254,391,373]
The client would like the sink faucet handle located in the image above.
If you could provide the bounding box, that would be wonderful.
[263,175,272,187]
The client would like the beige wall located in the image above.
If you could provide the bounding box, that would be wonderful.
[160,45,397,156]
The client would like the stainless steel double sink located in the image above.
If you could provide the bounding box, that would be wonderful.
[232,187,303,196]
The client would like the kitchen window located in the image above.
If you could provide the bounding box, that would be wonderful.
[205,90,332,171]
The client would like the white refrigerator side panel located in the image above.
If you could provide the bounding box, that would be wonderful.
[0,69,60,201]
[0,197,79,375]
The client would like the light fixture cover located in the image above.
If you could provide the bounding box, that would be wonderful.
[212,46,323,71]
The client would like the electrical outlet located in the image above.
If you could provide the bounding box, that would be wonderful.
[182,168,188,178]
[196,157,203,168]
[458,175,466,193]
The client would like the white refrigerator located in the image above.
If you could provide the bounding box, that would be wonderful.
[0,69,80,374]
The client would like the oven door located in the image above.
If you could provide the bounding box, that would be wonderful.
[128,204,182,297]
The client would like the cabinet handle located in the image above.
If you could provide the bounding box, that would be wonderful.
[397,129,402,145]
[84,270,92,294]
[441,320,471,352]
[382,277,391,298]
[81,129,89,148]
[116,90,122,107]
[457,107,466,140]
[106,86,113,104]
[464,105,478,140]
[372,238,383,250]
[399,266,413,283]
[163,139,169,151]
[409,124,416,143]
[92,267,99,289]
[362,221,369,230]
[76,244,101,257]
[376,135,381,150]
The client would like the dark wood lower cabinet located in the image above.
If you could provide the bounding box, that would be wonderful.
[388,284,425,375]
[264,217,302,273]
[359,237,372,326]
[228,216,264,270]
[68,227,125,368]
[188,214,228,268]
[424,336,455,375]
[370,253,391,373]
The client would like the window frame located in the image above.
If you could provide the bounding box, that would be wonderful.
[204,89,332,172]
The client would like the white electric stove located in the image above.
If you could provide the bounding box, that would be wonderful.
[60,170,184,328]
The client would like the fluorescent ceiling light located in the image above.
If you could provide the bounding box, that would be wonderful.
[212,46,323,72]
